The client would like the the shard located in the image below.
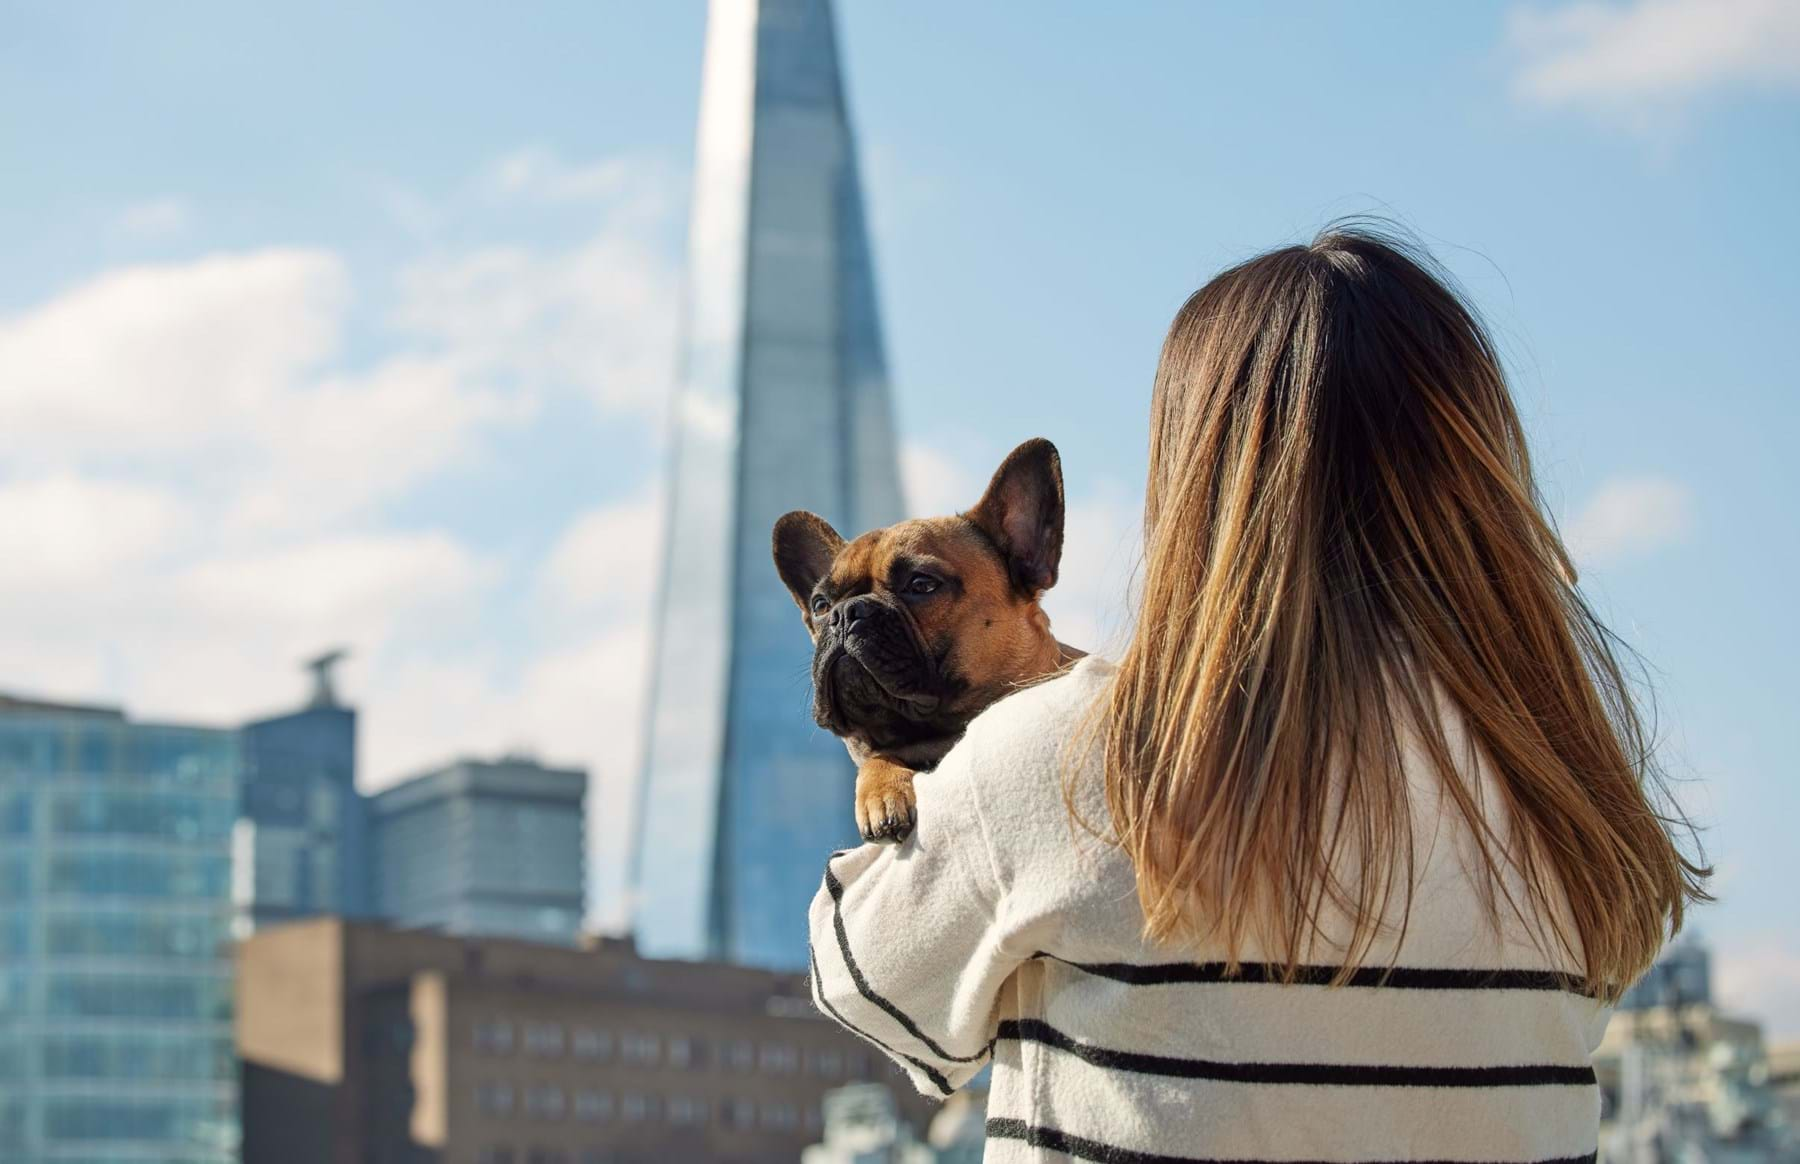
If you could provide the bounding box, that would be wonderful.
[633,0,905,969]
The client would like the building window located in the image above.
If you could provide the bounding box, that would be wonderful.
[667,1095,708,1126]
[524,1084,565,1120]
[475,1082,514,1117]
[809,1047,843,1078]
[725,1098,756,1130]
[526,1150,567,1164]
[758,1042,798,1074]
[573,1089,612,1123]
[760,1101,797,1131]
[666,1034,695,1069]
[805,1104,824,1133]
[477,1149,515,1164]
[474,1019,514,1055]
[620,1093,659,1123]
[619,1032,659,1067]
[571,1026,611,1062]
[724,1038,754,1071]
[847,1049,871,1079]
[523,1021,565,1058]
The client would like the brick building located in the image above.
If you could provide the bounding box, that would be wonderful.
[235,918,932,1164]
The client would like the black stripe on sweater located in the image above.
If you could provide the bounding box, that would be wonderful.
[806,944,952,1097]
[821,858,989,1064]
[984,1118,1598,1164]
[997,1018,1595,1088]
[1037,953,1595,996]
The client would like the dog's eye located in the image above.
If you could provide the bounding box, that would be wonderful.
[905,574,941,596]
[810,594,830,615]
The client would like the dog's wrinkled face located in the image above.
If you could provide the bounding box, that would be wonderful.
[772,438,1065,757]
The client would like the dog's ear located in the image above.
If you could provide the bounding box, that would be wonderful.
[772,511,846,615]
[966,438,1064,597]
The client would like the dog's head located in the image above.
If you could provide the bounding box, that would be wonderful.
[772,438,1065,755]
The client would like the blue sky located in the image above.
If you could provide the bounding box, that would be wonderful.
[1,1,1795,1033]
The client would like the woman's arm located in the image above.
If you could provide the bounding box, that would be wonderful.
[807,727,1029,1096]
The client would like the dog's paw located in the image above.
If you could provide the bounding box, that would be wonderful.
[855,781,917,845]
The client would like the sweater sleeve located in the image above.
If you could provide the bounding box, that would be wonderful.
[806,726,1027,1097]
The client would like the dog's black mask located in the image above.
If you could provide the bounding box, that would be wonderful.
[809,593,966,755]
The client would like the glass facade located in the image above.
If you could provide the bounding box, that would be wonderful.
[634,0,906,969]
[0,700,239,1163]
[236,702,367,933]
[371,757,587,945]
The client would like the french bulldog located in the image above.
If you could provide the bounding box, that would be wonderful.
[772,438,1082,844]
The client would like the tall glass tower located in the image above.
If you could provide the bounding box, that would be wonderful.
[634,0,905,969]
[0,695,239,1164]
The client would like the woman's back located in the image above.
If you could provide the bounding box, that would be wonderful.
[812,655,1610,1162]
[808,227,1699,1162]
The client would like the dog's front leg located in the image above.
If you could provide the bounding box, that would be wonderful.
[854,754,917,844]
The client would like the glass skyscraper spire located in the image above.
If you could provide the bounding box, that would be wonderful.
[634,0,904,970]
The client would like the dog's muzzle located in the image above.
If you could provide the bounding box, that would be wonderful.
[812,595,941,741]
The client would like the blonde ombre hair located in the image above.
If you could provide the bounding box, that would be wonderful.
[1092,226,1706,998]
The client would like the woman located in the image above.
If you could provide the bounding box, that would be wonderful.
[807,227,1707,1162]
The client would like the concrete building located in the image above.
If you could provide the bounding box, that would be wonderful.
[1595,939,1800,1160]
[236,918,932,1164]
[801,1084,934,1164]
[371,756,586,946]
[634,0,907,970]
[236,650,370,934]
[0,693,240,1164]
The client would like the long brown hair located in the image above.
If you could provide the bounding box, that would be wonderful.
[1093,225,1706,997]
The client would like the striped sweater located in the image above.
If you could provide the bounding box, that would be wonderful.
[808,656,1611,1163]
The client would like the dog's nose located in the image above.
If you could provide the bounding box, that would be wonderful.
[837,595,878,634]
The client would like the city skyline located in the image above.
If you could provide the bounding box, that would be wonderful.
[0,0,1795,1035]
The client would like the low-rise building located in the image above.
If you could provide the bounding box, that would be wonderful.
[236,917,934,1164]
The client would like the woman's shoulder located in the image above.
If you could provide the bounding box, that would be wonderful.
[961,653,1116,760]
[920,653,1125,901]
[936,655,1115,836]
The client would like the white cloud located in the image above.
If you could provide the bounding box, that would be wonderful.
[115,197,193,238]
[1507,0,1800,127]
[539,491,665,616]
[394,226,678,418]
[225,355,523,535]
[901,440,983,519]
[1563,474,1695,566]
[1715,932,1800,1041]
[0,474,189,593]
[486,146,647,204]
[0,249,346,457]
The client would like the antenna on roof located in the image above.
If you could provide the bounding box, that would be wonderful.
[304,648,349,709]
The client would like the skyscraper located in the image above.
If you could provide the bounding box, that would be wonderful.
[635,0,905,969]
[0,694,239,1164]
[370,755,587,945]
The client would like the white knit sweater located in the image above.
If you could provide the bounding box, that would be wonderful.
[808,656,1610,1163]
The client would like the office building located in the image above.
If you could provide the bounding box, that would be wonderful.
[0,693,239,1164]
[635,0,906,969]
[236,918,933,1164]
[1595,938,1800,1159]
[1616,932,1712,1012]
[371,756,586,945]
[235,650,370,933]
